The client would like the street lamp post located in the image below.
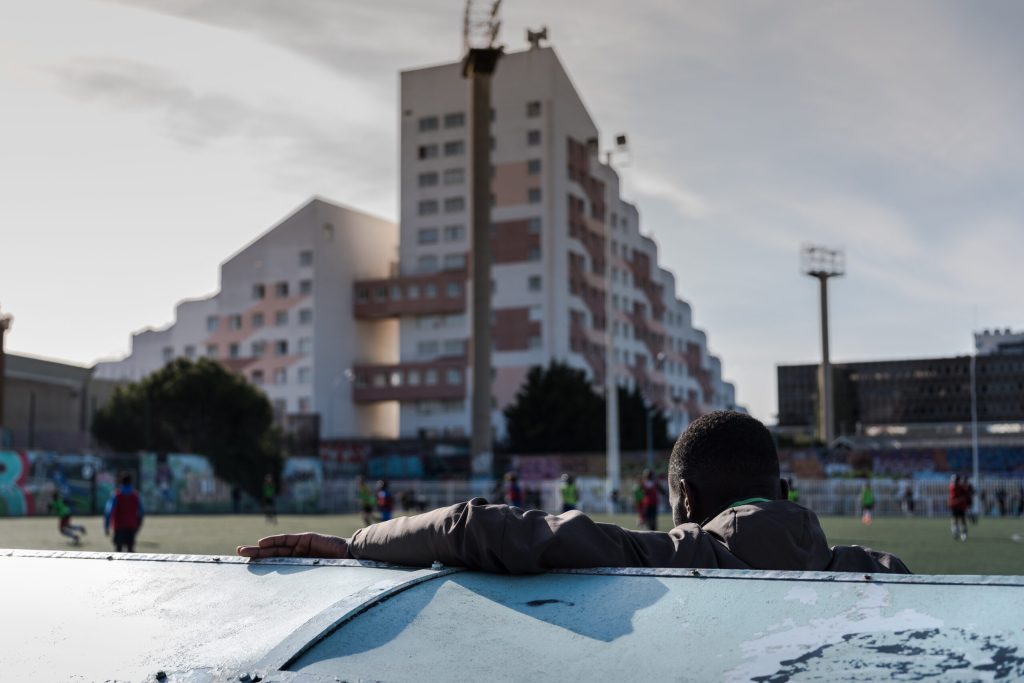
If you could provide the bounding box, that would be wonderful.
[645,352,666,472]
[801,246,845,446]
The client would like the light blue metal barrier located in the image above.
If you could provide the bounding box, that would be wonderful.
[2,549,1022,682]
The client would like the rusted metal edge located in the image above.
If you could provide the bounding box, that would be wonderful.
[0,548,404,570]
[547,566,1024,586]
[256,565,466,675]
[4,548,1021,586]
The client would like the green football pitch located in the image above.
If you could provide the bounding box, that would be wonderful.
[2,513,1021,575]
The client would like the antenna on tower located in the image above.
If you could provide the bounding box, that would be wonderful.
[527,27,548,49]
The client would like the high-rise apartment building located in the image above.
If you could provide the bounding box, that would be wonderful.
[95,198,399,441]
[352,45,737,440]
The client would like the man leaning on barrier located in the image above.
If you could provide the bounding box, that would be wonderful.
[238,411,910,574]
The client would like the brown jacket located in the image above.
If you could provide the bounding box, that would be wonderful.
[349,498,910,574]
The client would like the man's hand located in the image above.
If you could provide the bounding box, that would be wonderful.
[236,532,349,560]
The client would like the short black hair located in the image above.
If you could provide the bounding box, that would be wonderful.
[119,471,133,486]
[668,411,779,491]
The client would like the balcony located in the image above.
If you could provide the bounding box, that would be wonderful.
[352,358,467,402]
[354,269,466,320]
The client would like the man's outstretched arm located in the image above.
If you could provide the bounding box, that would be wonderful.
[239,498,712,573]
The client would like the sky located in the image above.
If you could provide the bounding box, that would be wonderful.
[2,0,1023,424]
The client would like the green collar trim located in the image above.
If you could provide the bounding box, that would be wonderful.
[728,497,771,509]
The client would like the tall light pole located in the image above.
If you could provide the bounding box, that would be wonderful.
[0,304,12,448]
[645,352,666,472]
[970,339,980,510]
[463,1,502,480]
[801,245,844,446]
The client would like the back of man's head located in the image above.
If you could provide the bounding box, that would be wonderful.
[669,411,780,501]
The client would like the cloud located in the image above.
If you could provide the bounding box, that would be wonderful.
[630,169,713,220]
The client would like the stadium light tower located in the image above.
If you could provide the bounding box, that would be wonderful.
[463,1,503,480]
[801,245,845,446]
[0,304,12,447]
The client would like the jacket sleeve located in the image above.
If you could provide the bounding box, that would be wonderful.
[348,498,714,574]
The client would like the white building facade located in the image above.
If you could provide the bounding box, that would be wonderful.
[95,198,399,441]
[352,45,737,440]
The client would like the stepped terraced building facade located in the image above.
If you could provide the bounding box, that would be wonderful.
[351,45,736,440]
[96,44,737,445]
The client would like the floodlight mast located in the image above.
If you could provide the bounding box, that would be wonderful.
[0,304,12,447]
[463,1,503,480]
[801,246,845,446]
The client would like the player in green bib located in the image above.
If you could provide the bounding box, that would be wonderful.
[49,490,86,545]
[560,474,579,512]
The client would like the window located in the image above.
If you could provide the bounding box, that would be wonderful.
[528,217,542,234]
[424,283,437,298]
[407,284,420,299]
[445,368,463,385]
[299,279,312,295]
[417,340,439,358]
[417,227,439,244]
[272,399,286,415]
[298,367,312,384]
[528,188,542,203]
[252,283,266,299]
[443,253,466,271]
[228,315,242,331]
[416,255,439,273]
[446,281,462,298]
[274,340,288,356]
[407,370,421,386]
[529,306,543,323]
[443,112,465,128]
[251,370,264,386]
[274,368,287,385]
[527,246,541,261]
[443,224,465,242]
[425,369,439,386]
[527,158,541,175]
[299,309,313,324]
[299,250,313,267]
[162,346,174,362]
[183,345,195,359]
[229,343,240,359]
[444,196,465,213]
[252,340,266,357]
[206,344,218,358]
[275,311,288,326]
[206,316,219,332]
[418,171,438,188]
[444,140,464,156]
[527,130,541,145]
[417,199,439,216]
[528,335,543,350]
[443,339,466,356]
[418,115,438,132]
[298,337,313,355]
[275,281,289,297]
[252,312,264,328]
[528,275,542,291]
[418,144,438,160]
[298,397,312,413]
[526,100,542,117]
[390,285,402,301]
[443,168,464,185]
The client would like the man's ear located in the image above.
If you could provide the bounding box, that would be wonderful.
[779,478,790,502]
[681,479,697,522]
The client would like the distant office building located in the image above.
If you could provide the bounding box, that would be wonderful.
[1,353,118,450]
[777,350,1024,439]
[95,198,400,441]
[975,328,1024,356]
[352,44,737,440]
